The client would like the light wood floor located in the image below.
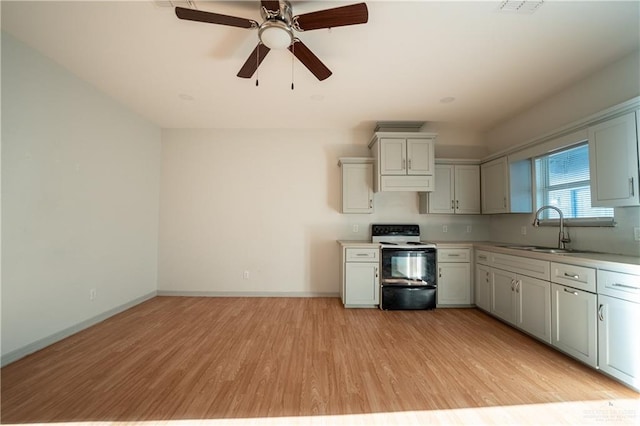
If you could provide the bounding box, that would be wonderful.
[1,297,638,424]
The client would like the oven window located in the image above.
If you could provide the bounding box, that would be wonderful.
[382,249,436,284]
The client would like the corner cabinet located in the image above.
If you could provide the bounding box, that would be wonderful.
[340,245,380,308]
[589,111,640,207]
[338,158,374,214]
[480,156,532,214]
[368,132,436,192]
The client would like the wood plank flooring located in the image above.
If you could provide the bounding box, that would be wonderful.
[1,297,638,424]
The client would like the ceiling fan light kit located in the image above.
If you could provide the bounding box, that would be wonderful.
[259,21,293,50]
[175,0,368,82]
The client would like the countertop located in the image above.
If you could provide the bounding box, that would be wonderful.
[338,240,640,274]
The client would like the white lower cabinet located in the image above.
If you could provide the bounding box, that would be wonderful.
[598,294,640,390]
[437,248,472,306]
[475,264,491,312]
[491,269,551,342]
[491,268,517,324]
[341,246,379,308]
[551,283,598,368]
[516,276,551,343]
[345,263,379,306]
[597,269,640,390]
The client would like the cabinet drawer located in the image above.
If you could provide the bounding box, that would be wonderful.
[550,262,596,293]
[598,270,640,303]
[475,250,491,266]
[346,248,379,262]
[438,248,470,263]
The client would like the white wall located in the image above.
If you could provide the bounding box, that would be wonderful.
[1,34,162,360]
[485,49,640,153]
[158,129,490,295]
[484,49,640,257]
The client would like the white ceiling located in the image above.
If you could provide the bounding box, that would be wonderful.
[2,1,639,131]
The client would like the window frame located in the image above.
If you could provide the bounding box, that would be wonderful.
[533,142,616,227]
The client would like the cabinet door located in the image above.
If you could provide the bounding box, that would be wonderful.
[481,157,509,214]
[428,165,454,213]
[345,262,379,306]
[516,276,551,343]
[589,112,640,207]
[551,283,597,367]
[379,138,407,175]
[598,294,640,389]
[454,165,481,214]
[437,262,471,306]
[406,138,434,175]
[475,264,491,311]
[491,268,516,324]
[342,163,373,214]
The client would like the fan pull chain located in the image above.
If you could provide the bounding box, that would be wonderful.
[291,42,295,90]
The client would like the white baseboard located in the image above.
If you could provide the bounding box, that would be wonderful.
[157,290,340,298]
[1,291,157,367]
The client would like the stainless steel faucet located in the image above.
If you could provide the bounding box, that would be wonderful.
[532,205,571,249]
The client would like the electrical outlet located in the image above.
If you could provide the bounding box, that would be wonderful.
[352,224,359,233]
[243,271,250,280]
[634,227,640,241]
[442,225,448,233]
[466,225,472,233]
[89,289,96,301]
[521,226,527,236]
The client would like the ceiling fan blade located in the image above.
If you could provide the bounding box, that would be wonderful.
[260,1,280,12]
[288,39,332,81]
[294,3,368,31]
[175,7,257,29]
[237,44,271,78]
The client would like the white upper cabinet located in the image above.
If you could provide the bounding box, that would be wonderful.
[369,132,436,192]
[427,164,480,214]
[481,157,509,214]
[481,156,532,214]
[589,111,640,207]
[338,158,374,214]
[406,138,434,175]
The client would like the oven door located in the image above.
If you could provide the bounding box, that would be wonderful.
[380,247,436,285]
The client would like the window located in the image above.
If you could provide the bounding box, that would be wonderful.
[534,143,613,222]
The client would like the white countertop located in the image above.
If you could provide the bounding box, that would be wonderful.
[338,240,640,274]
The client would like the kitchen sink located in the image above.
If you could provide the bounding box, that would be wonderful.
[497,244,589,254]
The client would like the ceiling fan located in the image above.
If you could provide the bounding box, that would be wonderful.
[175,1,368,81]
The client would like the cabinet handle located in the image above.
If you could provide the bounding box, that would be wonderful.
[369,198,373,209]
[375,267,378,278]
[630,177,635,197]
[478,255,487,260]
[516,280,521,293]
[447,254,461,257]
[503,197,507,208]
[456,200,459,209]
[563,288,579,296]
[451,200,455,209]
[408,159,412,170]
[356,253,369,257]
[611,283,640,291]
[402,158,406,169]
[439,268,442,278]
[563,272,580,280]
[598,304,604,321]
[511,279,515,291]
